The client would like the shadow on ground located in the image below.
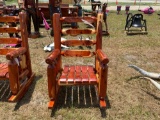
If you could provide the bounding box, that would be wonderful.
[14,75,42,110]
[50,85,111,118]
[0,75,42,110]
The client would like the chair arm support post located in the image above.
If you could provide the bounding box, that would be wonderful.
[8,60,20,95]
[6,47,27,60]
[98,64,108,99]
[96,49,109,99]
[45,49,61,65]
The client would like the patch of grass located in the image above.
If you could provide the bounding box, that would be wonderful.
[0,1,160,120]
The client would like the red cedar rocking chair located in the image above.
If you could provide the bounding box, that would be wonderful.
[46,13,109,109]
[0,12,35,101]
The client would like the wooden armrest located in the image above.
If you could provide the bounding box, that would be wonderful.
[96,49,109,64]
[6,47,26,60]
[46,49,60,65]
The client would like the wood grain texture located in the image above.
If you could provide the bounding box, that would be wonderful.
[47,13,109,109]
[0,12,35,102]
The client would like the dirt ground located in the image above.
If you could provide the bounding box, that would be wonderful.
[0,10,160,119]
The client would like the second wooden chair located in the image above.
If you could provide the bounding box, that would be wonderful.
[46,13,109,109]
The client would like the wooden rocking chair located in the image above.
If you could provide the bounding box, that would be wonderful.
[46,13,109,109]
[0,12,35,102]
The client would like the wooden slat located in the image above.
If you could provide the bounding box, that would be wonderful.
[74,65,82,83]
[63,65,69,73]
[81,65,88,73]
[88,65,96,83]
[67,72,74,83]
[62,29,96,36]
[0,38,22,44]
[0,16,19,22]
[59,72,68,83]
[69,66,75,72]
[89,72,97,83]
[0,27,20,33]
[59,65,69,83]
[81,73,89,83]
[0,63,8,78]
[61,40,96,46]
[60,16,97,23]
[88,65,95,73]
[74,72,82,83]
[61,50,94,57]
[0,48,17,55]
[87,65,97,83]
[75,65,81,73]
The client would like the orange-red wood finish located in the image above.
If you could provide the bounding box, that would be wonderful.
[46,13,109,109]
[0,12,35,102]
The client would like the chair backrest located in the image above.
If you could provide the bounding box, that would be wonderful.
[52,13,103,66]
[0,12,32,74]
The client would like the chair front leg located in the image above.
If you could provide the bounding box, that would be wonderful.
[8,60,20,95]
[47,65,56,100]
[96,49,109,108]
[98,63,108,108]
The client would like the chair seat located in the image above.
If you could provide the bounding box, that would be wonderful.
[0,63,9,79]
[59,65,98,85]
